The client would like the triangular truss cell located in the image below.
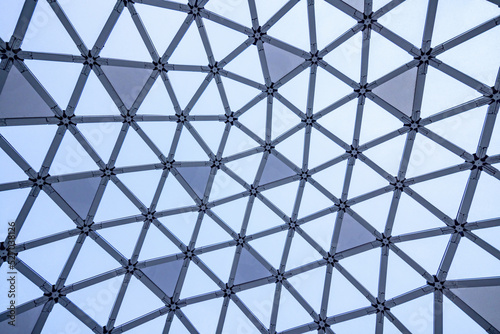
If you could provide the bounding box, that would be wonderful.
[1,0,500,333]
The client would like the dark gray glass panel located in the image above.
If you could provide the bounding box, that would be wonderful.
[372,67,418,116]
[142,259,184,297]
[0,304,43,333]
[176,166,211,198]
[0,67,53,118]
[263,43,304,82]
[344,0,364,11]
[101,66,152,109]
[452,285,500,329]
[259,154,296,185]
[234,247,270,285]
[52,177,101,218]
[336,213,374,252]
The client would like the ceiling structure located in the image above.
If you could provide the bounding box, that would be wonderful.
[1,0,500,333]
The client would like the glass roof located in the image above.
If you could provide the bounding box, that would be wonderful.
[1,0,500,333]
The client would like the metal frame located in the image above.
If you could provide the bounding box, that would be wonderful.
[1,0,500,333]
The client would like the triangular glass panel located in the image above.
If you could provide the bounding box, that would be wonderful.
[65,238,120,285]
[137,121,177,157]
[59,0,116,48]
[210,196,248,233]
[327,267,371,315]
[361,133,407,177]
[16,190,76,244]
[385,249,426,299]
[76,122,123,165]
[405,133,467,178]
[340,247,380,296]
[181,296,224,333]
[168,315,191,334]
[336,213,375,252]
[255,0,290,25]
[222,125,260,158]
[141,259,184,297]
[266,0,310,51]
[443,293,488,333]
[351,191,392,232]
[21,0,81,54]
[195,214,233,247]
[74,71,121,116]
[113,275,165,326]
[288,265,326,312]
[99,8,152,61]
[66,277,121,326]
[381,0,428,46]
[155,174,197,211]
[0,305,43,334]
[247,198,287,235]
[93,181,140,222]
[420,66,482,119]
[168,21,208,65]
[439,25,500,87]
[203,18,249,62]
[392,192,447,236]
[204,0,252,27]
[274,128,304,167]
[372,67,418,117]
[24,60,82,109]
[52,177,101,219]
[0,189,30,230]
[260,180,299,216]
[197,246,235,283]
[0,147,30,182]
[323,32,362,82]
[314,66,353,113]
[237,98,267,140]
[272,64,309,111]
[389,292,434,334]
[409,170,469,218]
[97,222,143,259]
[343,0,364,12]
[18,235,78,283]
[236,282,276,327]
[432,0,500,46]
[272,98,302,139]
[0,0,23,40]
[309,127,347,168]
[276,286,315,332]
[209,169,247,202]
[310,159,348,199]
[223,45,265,84]
[263,43,305,82]
[158,212,198,247]
[447,236,500,279]
[168,71,207,110]
[225,152,262,184]
[51,130,100,174]
[316,0,359,50]
[189,80,225,116]
[101,65,152,109]
[0,66,54,118]
[222,299,261,333]
[300,213,336,251]
[173,127,210,161]
[286,232,323,269]
[137,222,180,261]
[114,127,160,167]
[134,3,188,55]
[468,173,500,222]
[179,261,221,299]
[260,154,296,185]
[136,76,176,115]
[191,121,227,154]
[425,105,486,155]
[176,166,211,198]
[348,159,390,198]
[248,229,288,269]
[316,97,358,145]
[234,247,271,284]
[116,169,163,208]
[396,234,450,276]
[367,31,413,82]
[359,98,403,145]
[220,75,262,112]
[298,182,335,218]
[452,285,500,329]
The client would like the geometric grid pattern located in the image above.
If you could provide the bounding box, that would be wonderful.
[1,0,500,333]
